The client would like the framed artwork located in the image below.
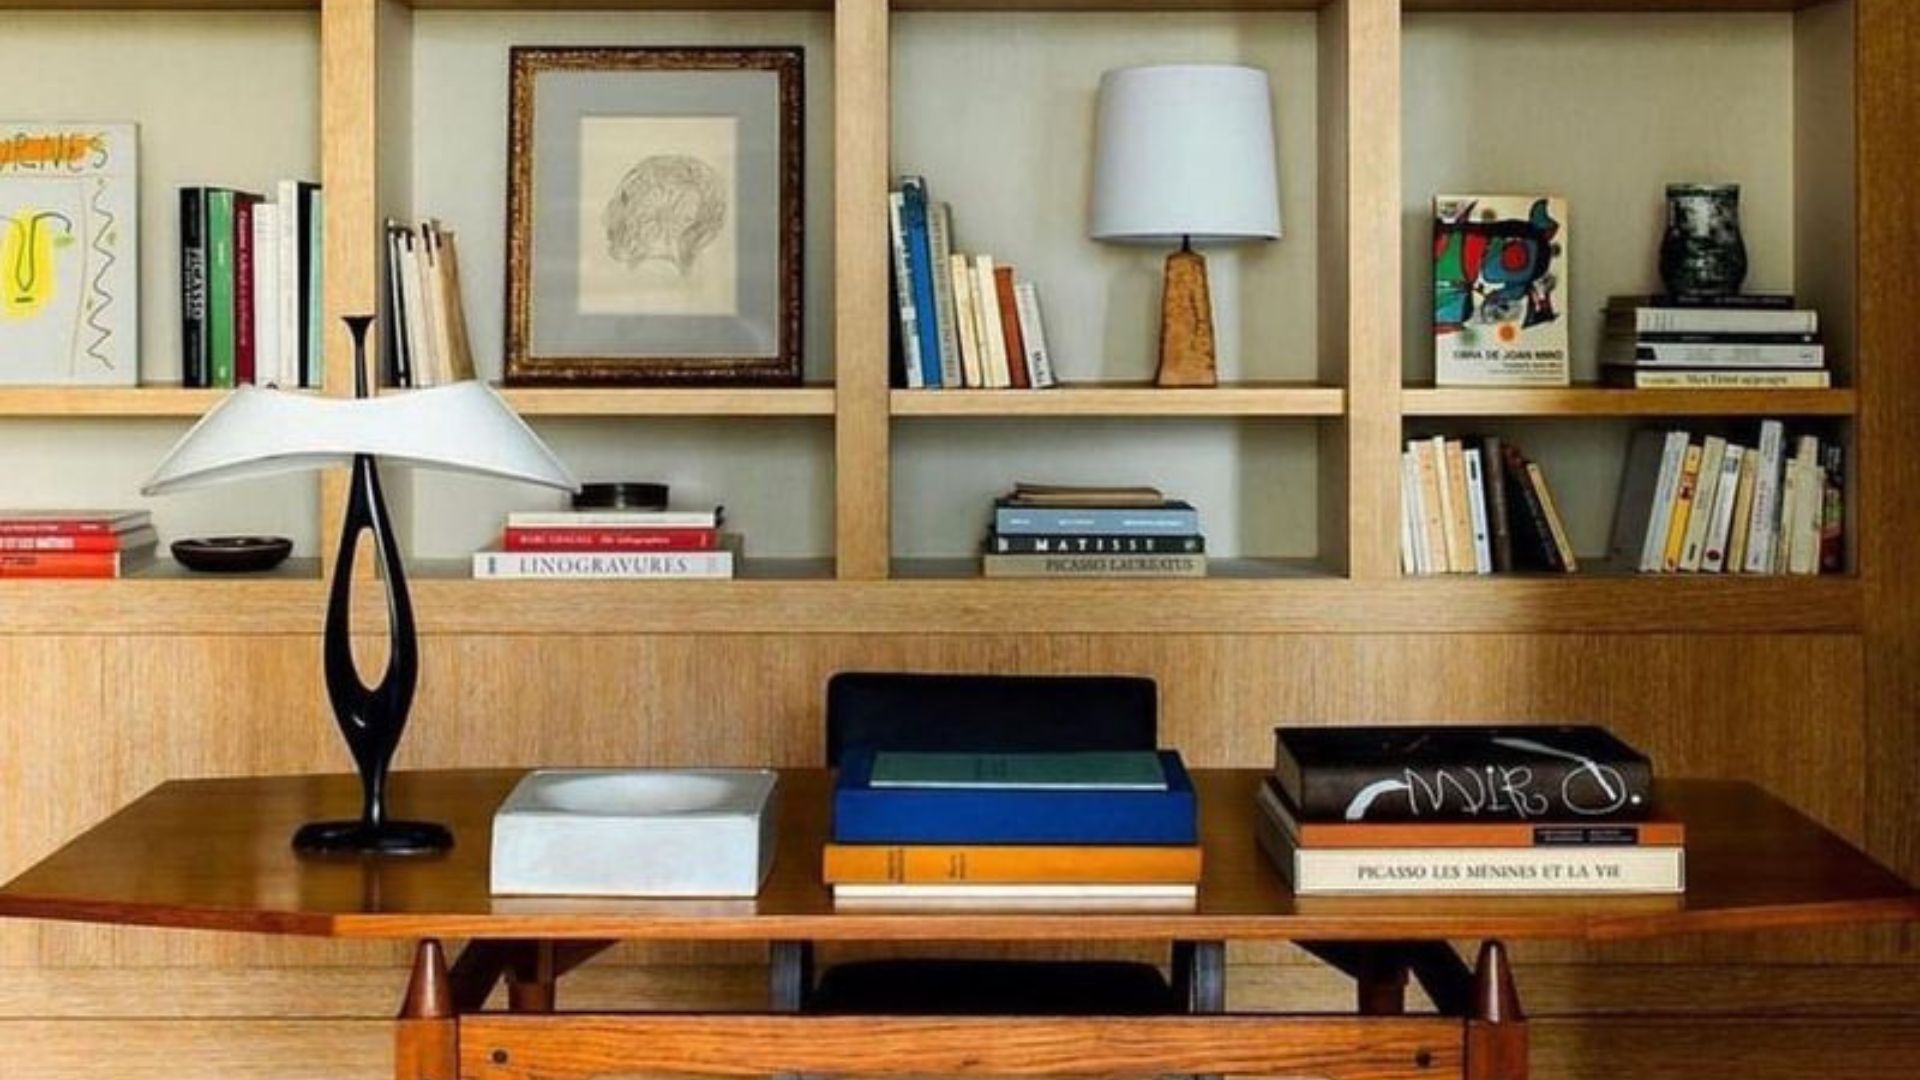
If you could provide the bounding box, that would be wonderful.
[505,47,804,385]
[0,122,138,385]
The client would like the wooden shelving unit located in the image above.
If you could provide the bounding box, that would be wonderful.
[497,386,837,418]
[0,387,233,418]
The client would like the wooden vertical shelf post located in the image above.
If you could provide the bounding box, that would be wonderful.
[396,939,458,1080]
[833,0,893,580]
[1319,0,1403,581]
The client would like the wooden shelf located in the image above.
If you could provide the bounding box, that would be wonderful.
[891,383,1343,418]
[1402,385,1858,418]
[0,387,234,419]
[496,385,837,418]
[1403,1,1821,11]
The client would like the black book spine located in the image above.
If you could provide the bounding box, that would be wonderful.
[296,183,317,388]
[990,534,1205,555]
[1481,436,1513,573]
[1502,446,1562,572]
[179,188,207,388]
[1274,756,1653,824]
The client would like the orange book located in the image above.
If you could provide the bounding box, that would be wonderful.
[993,266,1029,389]
[0,550,138,578]
[822,843,1202,885]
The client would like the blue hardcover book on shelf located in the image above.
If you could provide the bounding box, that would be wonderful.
[993,502,1201,537]
[832,749,1198,844]
[899,177,945,389]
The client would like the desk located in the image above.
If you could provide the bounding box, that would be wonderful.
[2,770,1915,1080]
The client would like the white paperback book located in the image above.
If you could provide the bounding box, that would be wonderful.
[1463,448,1493,575]
[1400,451,1422,576]
[1678,436,1727,572]
[1700,444,1746,573]
[949,254,983,388]
[1012,280,1057,388]
[251,204,281,387]
[1428,437,1460,573]
[275,179,304,389]
[473,551,735,580]
[1743,421,1787,574]
[972,255,1010,388]
[1640,431,1691,572]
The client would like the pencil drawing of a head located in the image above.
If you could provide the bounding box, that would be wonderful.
[602,154,726,277]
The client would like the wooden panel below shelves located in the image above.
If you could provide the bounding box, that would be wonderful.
[1402,386,1858,418]
[890,383,1343,418]
[0,387,233,419]
[497,386,837,418]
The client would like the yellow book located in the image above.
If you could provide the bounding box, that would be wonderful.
[949,253,983,388]
[1662,442,1703,572]
[1725,449,1760,574]
[1413,441,1450,572]
[1526,461,1580,573]
[1444,439,1476,574]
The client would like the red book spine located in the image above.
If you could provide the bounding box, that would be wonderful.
[502,527,721,552]
[0,533,127,552]
[0,521,120,536]
[0,552,121,578]
[994,266,1029,389]
[234,195,257,385]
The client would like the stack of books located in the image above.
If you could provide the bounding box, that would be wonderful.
[983,484,1206,579]
[1401,436,1576,575]
[1258,725,1684,896]
[179,182,324,389]
[1600,295,1829,390]
[384,219,477,389]
[472,507,734,580]
[889,175,1057,391]
[825,749,1201,905]
[1609,421,1842,575]
[0,510,157,579]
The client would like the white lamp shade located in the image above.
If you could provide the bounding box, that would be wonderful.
[1089,64,1283,244]
[143,384,580,495]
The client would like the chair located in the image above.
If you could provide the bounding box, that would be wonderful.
[796,672,1218,1017]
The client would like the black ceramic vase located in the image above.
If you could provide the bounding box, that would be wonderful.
[1659,183,1748,298]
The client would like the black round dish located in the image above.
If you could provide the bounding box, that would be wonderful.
[573,482,669,511]
[171,536,294,574]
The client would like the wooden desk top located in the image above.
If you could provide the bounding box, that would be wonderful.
[1,770,1913,943]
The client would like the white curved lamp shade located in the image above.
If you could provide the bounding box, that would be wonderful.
[143,384,580,495]
[1089,64,1283,245]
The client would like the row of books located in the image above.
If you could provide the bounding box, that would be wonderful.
[1600,294,1830,390]
[1401,437,1577,575]
[179,183,324,390]
[889,176,1056,391]
[983,484,1205,579]
[1259,725,1683,895]
[1609,422,1842,576]
[384,219,477,389]
[471,507,736,580]
[0,510,156,578]
[825,749,1201,905]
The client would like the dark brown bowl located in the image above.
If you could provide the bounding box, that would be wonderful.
[171,536,294,574]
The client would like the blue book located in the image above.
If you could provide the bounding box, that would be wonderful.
[993,502,1201,537]
[899,177,945,388]
[832,749,1198,844]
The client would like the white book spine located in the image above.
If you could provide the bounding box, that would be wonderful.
[275,180,302,389]
[1678,436,1727,572]
[1013,280,1056,388]
[396,234,430,387]
[1401,450,1422,576]
[251,205,281,387]
[926,202,962,389]
[1743,420,1787,574]
[1700,444,1745,573]
[950,254,983,388]
[1287,846,1685,896]
[886,193,923,388]
[473,551,735,580]
[1789,437,1823,575]
[973,255,1009,388]
[1464,448,1492,575]
[1628,307,1818,335]
[1429,436,1459,573]
[1616,342,1825,368]
[1641,431,1690,572]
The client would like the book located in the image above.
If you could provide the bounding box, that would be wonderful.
[179,188,209,387]
[206,189,238,387]
[1700,444,1746,573]
[1602,368,1832,390]
[949,253,983,388]
[252,203,281,387]
[301,184,324,387]
[821,843,1202,885]
[233,193,259,386]
[981,553,1206,579]
[1463,447,1492,574]
[926,201,962,389]
[505,509,722,529]
[1434,195,1570,387]
[1662,441,1703,572]
[1608,293,1797,311]
[831,748,1197,845]
[1012,280,1057,388]
[0,525,156,552]
[1743,421,1787,574]
[1604,302,1816,336]
[1412,441,1449,573]
[868,751,1169,791]
[1501,445,1562,572]
[992,502,1199,537]
[988,534,1204,555]
[1607,429,1677,572]
[832,883,1198,902]
[276,179,306,388]
[973,255,1011,389]
[471,550,735,580]
[886,193,921,388]
[899,178,944,389]
[1271,724,1654,823]
[428,223,476,382]
[1401,451,1426,575]
[1443,440,1476,573]
[1603,340,1826,369]
[1726,447,1760,573]
[1480,436,1514,573]
[1820,442,1846,574]
[1259,779,1685,849]
[0,510,150,535]
[994,266,1029,390]
[1787,437,1823,576]
[1527,461,1579,573]
[0,544,156,579]
[502,527,722,552]
[1678,436,1727,572]
[1006,483,1165,507]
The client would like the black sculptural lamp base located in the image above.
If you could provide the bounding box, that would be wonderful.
[293,819,454,858]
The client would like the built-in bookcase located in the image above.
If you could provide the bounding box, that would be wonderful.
[0,0,1897,635]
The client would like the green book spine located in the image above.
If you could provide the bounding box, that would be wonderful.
[868,751,1169,790]
[206,190,237,388]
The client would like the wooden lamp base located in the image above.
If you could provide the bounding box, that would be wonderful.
[1157,243,1217,387]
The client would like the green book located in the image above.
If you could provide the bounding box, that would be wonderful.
[868,751,1168,791]
[206,189,237,387]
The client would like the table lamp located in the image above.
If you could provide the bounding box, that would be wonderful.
[144,315,579,857]
[1089,64,1283,387]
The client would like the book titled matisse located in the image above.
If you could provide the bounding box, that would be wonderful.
[1434,195,1569,387]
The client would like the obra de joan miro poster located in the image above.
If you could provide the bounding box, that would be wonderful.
[1434,195,1569,387]
[0,123,138,385]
